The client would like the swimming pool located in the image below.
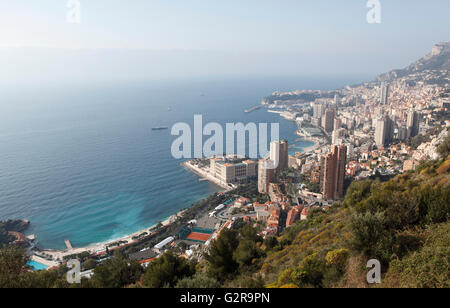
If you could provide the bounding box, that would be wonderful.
[27,260,49,271]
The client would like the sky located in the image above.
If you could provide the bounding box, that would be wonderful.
[0,0,449,84]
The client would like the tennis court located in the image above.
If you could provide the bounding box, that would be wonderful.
[185,232,211,242]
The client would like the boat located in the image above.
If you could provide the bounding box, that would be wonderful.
[152,127,169,131]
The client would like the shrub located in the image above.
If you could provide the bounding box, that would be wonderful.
[290,253,325,288]
[384,222,450,288]
[143,252,195,288]
[325,249,350,272]
[175,273,221,288]
[350,211,393,264]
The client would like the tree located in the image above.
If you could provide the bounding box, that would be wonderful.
[239,224,261,242]
[423,184,450,224]
[290,253,325,288]
[0,247,27,288]
[350,211,393,263]
[20,265,70,288]
[204,229,239,279]
[344,179,375,208]
[143,251,195,288]
[233,239,262,268]
[82,258,97,271]
[325,249,349,273]
[264,236,278,250]
[0,247,69,288]
[89,254,143,288]
[307,207,325,222]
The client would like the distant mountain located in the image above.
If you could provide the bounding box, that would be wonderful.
[377,41,450,82]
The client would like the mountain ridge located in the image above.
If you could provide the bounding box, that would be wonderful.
[377,41,450,82]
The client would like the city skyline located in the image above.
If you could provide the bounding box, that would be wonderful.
[0,1,448,291]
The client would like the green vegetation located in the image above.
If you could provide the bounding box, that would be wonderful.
[175,272,221,288]
[0,229,12,248]
[261,152,449,288]
[406,134,431,149]
[0,247,70,288]
[0,220,29,247]
[142,251,195,288]
[297,174,321,193]
[382,222,450,288]
[1,136,449,288]
[204,229,239,279]
[85,253,143,288]
[201,224,266,287]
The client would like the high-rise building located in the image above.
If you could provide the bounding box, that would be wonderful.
[380,83,389,105]
[332,128,346,145]
[375,117,385,146]
[334,145,347,199]
[398,125,408,141]
[258,140,288,194]
[269,140,289,172]
[375,115,394,147]
[346,143,354,159]
[334,118,342,130]
[321,108,335,133]
[320,145,347,200]
[334,94,339,106]
[406,110,420,138]
[269,141,279,167]
[278,140,289,171]
[313,103,326,119]
[320,153,335,200]
[258,159,275,193]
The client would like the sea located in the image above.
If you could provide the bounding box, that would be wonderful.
[0,75,368,249]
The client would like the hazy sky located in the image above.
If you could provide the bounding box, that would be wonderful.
[0,0,449,83]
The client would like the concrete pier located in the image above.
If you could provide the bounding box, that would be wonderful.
[64,239,73,250]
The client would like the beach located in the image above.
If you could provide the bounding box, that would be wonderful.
[34,106,318,264]
[40,209,185,262]
[0,77,338,254]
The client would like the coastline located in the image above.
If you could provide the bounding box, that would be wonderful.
[182,161,234,191]
[40,209,186,261]
[298,135,323,153]
[300,143,319,153]
[33,105,311,261]
[265,107,320,154]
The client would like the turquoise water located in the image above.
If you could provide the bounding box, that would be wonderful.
[27,260,49,271]
[0,76,365,249]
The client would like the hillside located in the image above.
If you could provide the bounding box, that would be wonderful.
[257,146,450,288]
[377,41,450,82]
